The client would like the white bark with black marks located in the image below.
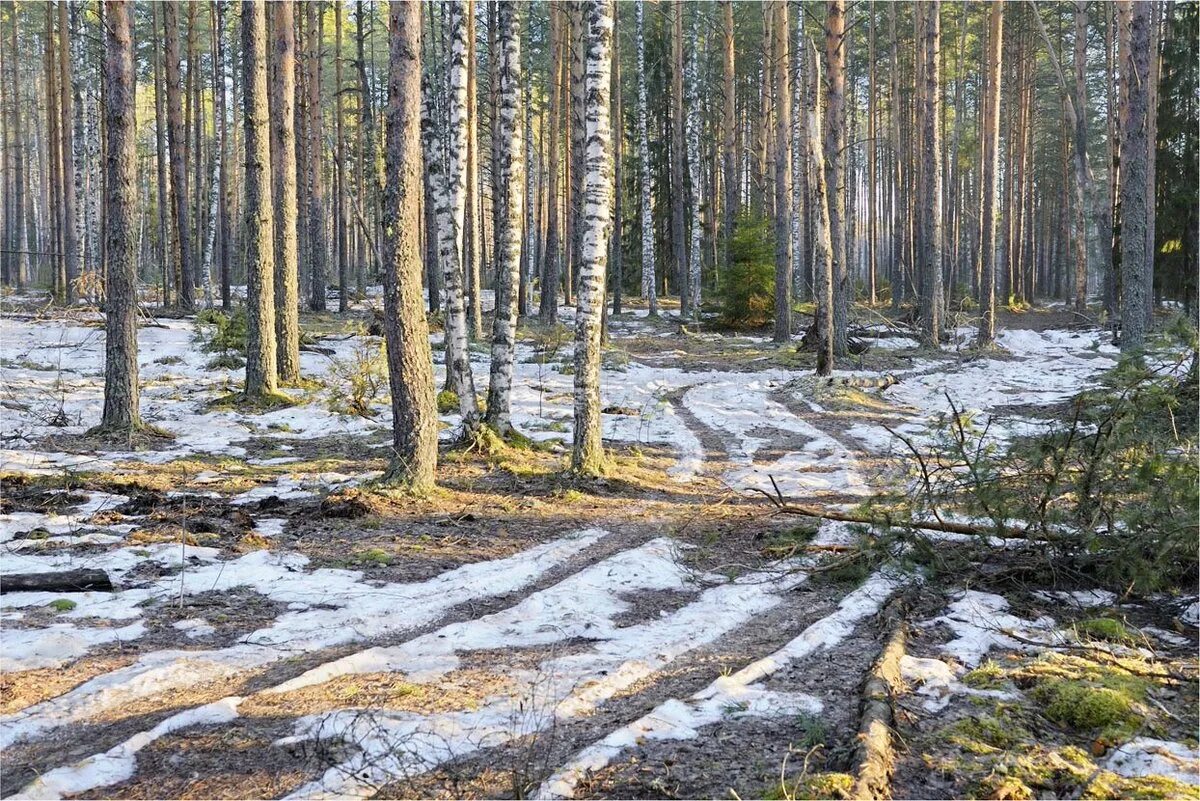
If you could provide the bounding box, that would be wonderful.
[635,0,657,314]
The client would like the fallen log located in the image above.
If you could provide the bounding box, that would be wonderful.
[1,569,113,594]
[851,603,907,800]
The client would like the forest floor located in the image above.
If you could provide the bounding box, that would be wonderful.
[0,289,1197,800]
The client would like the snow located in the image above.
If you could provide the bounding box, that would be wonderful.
[1105,738,1200,786]
[922,590,1064,667]
[17,697,243,800]
[535,571,905,799]
[1181,601,1199,627]
[0,529,607,749]
[0,622,147,672]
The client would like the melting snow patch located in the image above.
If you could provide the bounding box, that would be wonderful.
[1105,738,1200,786]
[1,622,147,672]
[17,697,242,800]
[1181,601,1199,627]
[172,618,216,639]
[924,590,1063,667]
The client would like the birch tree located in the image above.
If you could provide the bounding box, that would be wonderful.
[242,0,278,400]
[382,0,439,491]
[636,0,657,314]
[573,0,614,476]
[685,6,703,317]
[425,0,479,427]
[97,0,139,433]
[485,1,524,436]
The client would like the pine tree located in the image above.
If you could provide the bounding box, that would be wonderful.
[919,1,943,345]
[382,0,439,490]
[1119,0,1151,352]
[242,0,278,400]
[306,1,328,311]
[164,2,194,310]
[269,0,301,383]
[97,0,139,433]
[773,0,793,343]
[807,40,835,377]
[978,1,1004,347]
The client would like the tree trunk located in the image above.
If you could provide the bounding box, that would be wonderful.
[269,0,301,384]
[978,2,1004,347]
[610,1,623,316]
[164,2,193,310]
[685,5,703,318]
[540,2,564,322]
[10,1,27,288]
[98,0,140,432]
[807,42,835,377]
[425,0,479,426]
[242,0,278,399]
[825,0,848,356]
[485,1,524,434]
[306,1,327,311]
[772,0,792,343]
[1119,0,1151,352]
[920,1,944,345]
[635,0,657,315]
[721,0,737,274]
[866,1,877,305]
[213,0,231,311]
[568,1,586,306]
[670,0,688,316]
[335,1,348,313]
[573,0,614,476]
[382,0,439,490]
[465,0,483,338]
[57,1,78,303]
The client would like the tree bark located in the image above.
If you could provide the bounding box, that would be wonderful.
[635,0,657,315]
[242,0,278,399]
[540,2,564,322]
[485,0,524,434]
[269,0,301,384]
[335,1,348,313]
[920,1,944,345]
[306,1,327,311]
[1119,0,1150,352]
[773,0,792,343]
[721,0,737,274]
[685,4,704,318]
[164,2,193,310]
[382,0,439,490]
[212,0,231,310]
[670,0,688,316]
[807,42,835,377]
[573,0,614,476]
[99,0,140,432]
[978,2,1004,347]
[57,1,78,303]
[825,0,848,356]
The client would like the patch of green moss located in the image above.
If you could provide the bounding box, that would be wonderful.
[207,390,294,412]
[48,598,77,613]
[1032,679,1142,735]
[962,659,1007,690]
[985,745,1200,801]
[1075,617,1138,645]
[943,715,1029,755]
[765,772,853,800]
[436,390,459,415]
[355,548,392,567]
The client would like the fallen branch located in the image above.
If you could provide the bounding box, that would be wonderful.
[1,569,113,594]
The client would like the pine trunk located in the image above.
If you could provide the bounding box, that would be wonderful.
[978,2,1004,346]
[540,2,563,322]
[307,1,327,311]
[825,0,848,356]
[164,2,193,309]
[772,1,792,342]
[1119,0,1150,352]
[807,43,835,377]
[269,0,301,384]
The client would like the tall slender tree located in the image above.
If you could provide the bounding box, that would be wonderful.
[242,0,278,400]
[540,2,564,322]
[721,0,737,272]
[824,0,848,355]
[920,0,943,344]
[306,0,327,311]
[979,1,1004,346]
[573,0,614,476]
[635,0,657,314]
[97,0,140,433]
[807,41,835,376]
[212,0,231,310]
[773,0,792,342]
[269,0,301,383]
[485,0,524,435]
[382,0,439,490]
[57,1,78,303]
[1119,0,1151,352]
[164,1,193,310]
[670,0,688,315]
[685,5,703,317]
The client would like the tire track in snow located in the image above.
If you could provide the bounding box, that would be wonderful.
[0,529,610,751]
[535,570,907,799]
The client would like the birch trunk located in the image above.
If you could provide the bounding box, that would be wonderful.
[427,0,479,426]
[485,1,524,434]
[573,0,614,476]
[636,0,657,314]
[685,6,703,318]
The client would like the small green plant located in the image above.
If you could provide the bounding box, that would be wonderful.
[327,340,389,418]
[436,389,459,415]
[720,214,776,329]
[355,547,392,566]
[196,308,248,355]
[1074,617,1138,645]
[49,598,77,613]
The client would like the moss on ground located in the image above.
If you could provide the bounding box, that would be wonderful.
[765,772,853,800]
